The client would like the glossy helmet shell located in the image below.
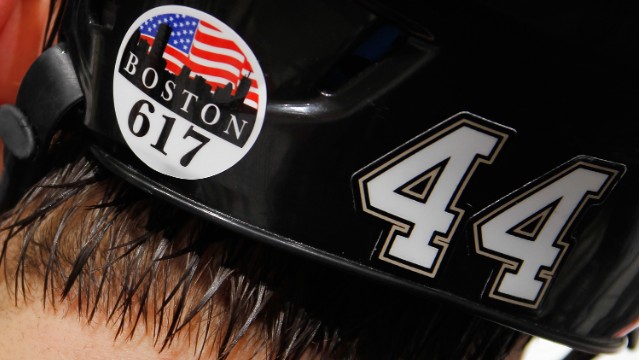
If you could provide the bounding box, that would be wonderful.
[17,0,637,354]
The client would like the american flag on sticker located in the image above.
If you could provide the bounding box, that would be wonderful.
[139,13,260,109]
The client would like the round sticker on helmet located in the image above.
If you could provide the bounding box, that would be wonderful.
[113,5,266,179]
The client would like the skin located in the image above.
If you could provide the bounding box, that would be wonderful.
[0,0,49,104]
[0,251,267,360]
[0,244,258,360]
[0,296,178,360]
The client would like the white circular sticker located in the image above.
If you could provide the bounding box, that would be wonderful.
[113,5,266,179]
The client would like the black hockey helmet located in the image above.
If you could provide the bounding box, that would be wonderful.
[0,0,637,355]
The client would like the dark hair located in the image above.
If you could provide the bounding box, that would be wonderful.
[0,128,530,359]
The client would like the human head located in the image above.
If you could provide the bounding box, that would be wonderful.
[0,140,532,358]
[0,0,637,359]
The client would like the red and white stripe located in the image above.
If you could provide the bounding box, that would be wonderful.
[143,21,260,109]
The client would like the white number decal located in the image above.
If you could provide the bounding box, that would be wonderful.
[473,159,622,308]
[357,114,511,277]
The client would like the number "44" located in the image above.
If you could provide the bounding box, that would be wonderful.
[355,112,624,309]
